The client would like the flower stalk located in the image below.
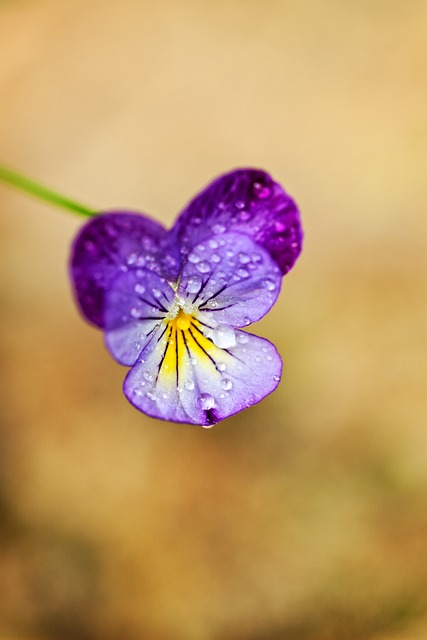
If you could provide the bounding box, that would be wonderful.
[0,164,96,217]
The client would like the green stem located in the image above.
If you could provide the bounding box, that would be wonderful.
[0,164,97,217]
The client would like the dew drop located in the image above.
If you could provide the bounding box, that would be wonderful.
[197,260,211,274]
[274,220,286,232]
[217,362,226,371]
[184,379,195,391]
[208,239,219,249]
[186,275,202,293]
[198,393,215,410]
[253,183,271,199]
[238,210,251,221]
[244,317,250,326]
[143,371,153,381]
[135,283,145,295]
[237,332,249,344]
[188,252,200,264]
[235,200,245,209]
[212,223,226,234]
[152,288,162,298]
[238,252,250,264]
[221,378,233,391]
[211,253,221,263]
[237,268,249,278]
[273,375,280,381]
[212,324,236,348]
[262,279,276,291]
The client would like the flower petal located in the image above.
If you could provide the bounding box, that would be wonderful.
[172,168,302,275]
[124,318,282,426]
[177,232,282,327]
[70,211,180,328]
[104,268,175,366]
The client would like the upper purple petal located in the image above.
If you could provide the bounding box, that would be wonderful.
[172,169,303,275]
[70,211,180,328]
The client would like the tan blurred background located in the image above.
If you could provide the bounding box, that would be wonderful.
[1,1,427,638]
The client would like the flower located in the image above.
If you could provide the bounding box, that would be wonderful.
[70,169,302,427]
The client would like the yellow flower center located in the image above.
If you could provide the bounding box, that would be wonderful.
[174,308,192,331]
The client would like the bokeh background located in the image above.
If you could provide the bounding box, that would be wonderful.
[1,1,427,638]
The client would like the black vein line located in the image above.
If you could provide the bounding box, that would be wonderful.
[175,328,180,388]
[182,330,193,360]
[138,296,168,313]
[193,318,215,330]
[187,327,218,369]
[198,283,228,307]
[134,315,166,321]
[198,304,235,312]
[192,272,214,304]
[155,325,173,383]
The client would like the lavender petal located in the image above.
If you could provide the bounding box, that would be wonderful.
[178,232,282,327]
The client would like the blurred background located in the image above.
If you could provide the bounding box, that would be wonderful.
[1,1,427,638]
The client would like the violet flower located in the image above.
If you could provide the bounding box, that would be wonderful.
[70,169,302,427]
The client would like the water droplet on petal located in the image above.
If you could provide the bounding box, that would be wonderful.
[212,223,226,234]
[198,393,215,410]
[237,268,249,278]
[237,333,249,344]
[217,362,226,372]
[152,288,162,298]
[186,275,202,293]
[196,260,211,274]
[211,253,221,263]
[208,239,219,249]
[212,324,236,348]
[221,378,233,390]
[188,252,200,264]
[273,375,280,381]
[274,220,286,232]
[143,371,153,381]
[184,379,195,391]
[253,182,271,199]
[262,279,276,291]
[238,252,250,264]
[135,283,145,295]
[206,299,218,308]
[244,317,250,326]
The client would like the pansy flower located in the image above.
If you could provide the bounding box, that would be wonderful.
[70,169,302,427]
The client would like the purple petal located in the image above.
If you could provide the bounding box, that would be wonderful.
[123,316,282,426]
[172,168,303,275]
[104,268,175,366]
[70,211,180,328]
[178,232,281,327]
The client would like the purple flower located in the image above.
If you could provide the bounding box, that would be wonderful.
[70,169,302,427]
